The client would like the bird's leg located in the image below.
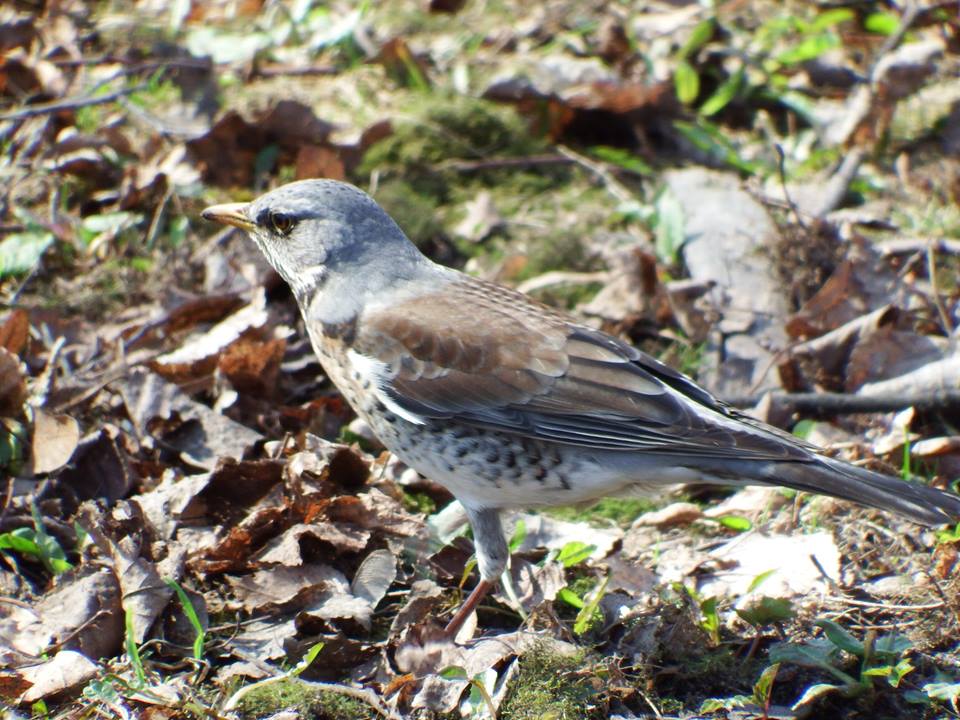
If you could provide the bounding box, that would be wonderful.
[443,578,494,638]
[443,507,506,640]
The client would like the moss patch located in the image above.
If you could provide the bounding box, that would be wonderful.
[361,95,540,172]
[546,497,658,526]
[231,679,376,720]
[499,643,607,720]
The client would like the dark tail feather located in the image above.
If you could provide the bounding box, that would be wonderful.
[766,456,960,527]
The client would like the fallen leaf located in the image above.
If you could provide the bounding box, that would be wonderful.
[227,564,346,613]
[230,618,298,661]
[493,557,565,612]
[19,650,98,702]
[56,425,134,505]
[0,347,27,416]
[79,502,178,643]
[116,368,262,469]
[152,291,271,385]
[217,336,286,398]
[295,145,346,181]
[30,409,79,475]
[633,502,703,529]
[698,531,840,600]
[351,548,397,608]
[0,309,29,354]
[257,522,371,565]
[24,568,122,661]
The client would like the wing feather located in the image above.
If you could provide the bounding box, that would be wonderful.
[352,278,808,462]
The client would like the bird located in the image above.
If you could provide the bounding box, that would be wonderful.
[203,179,960,640]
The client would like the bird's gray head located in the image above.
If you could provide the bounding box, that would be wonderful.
[202,179,424,304]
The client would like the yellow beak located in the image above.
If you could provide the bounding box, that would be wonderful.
[201,202,254,230]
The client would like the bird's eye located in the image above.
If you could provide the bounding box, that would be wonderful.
[269,212,296,236]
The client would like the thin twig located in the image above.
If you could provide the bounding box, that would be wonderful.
[0,83,147,122]
[809,553,840,591]
[925,241,955,336]
[556,144,635,204]
[723,390,960,414]
[826,596,944,612]
[774,143,807,232]
[875,0,920,60]
[437,154,573,173]
[251,63,339,78]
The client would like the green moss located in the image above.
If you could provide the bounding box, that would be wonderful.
[546,497,658,526]
[401,490,437,515]
[362,95,538,170]
[359,96,550,203]
[499,643,607,720]
[369,179,445,251]
[515,231,595,281]
[232,679,375,720]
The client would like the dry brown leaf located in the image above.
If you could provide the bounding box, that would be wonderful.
[633,502,703,529]
[389,579,445,638]
[702,487,788,521]
[351,548,396,608]
[0,309,29,355]
[187,102,334,186]
[1,49,66,102]
[30,409,80,475]
[513,512,622,558]
[79,502,177,644]
[294,145,346,181]
[231,618,298,661]
[28,568,122,662]
[0,14,38,54]
[845,327,946,392]
[216,661,270,685]
[19,650,98,703]
[132,470,212,541]
[453,191,503,243]
[429,0,467,12]
[116,368,262,469]
[56,425,134,505]
[299,588,376,630]
[0,669,33,703]
[152,292,271,385]
[912,436,960,457]
[192,504,287,575]
[227,564,345,612]
[258,100,334,148]
[217,336,286,398]
[582,248,673,329]
[0,347,27,417]
[698,531,840,600]
[667,167,789,396]
[257,522,371,566]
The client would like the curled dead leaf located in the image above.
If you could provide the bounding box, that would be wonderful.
[0,347,27,417]
[0,309,29,355]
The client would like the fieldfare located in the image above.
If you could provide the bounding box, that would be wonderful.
[204,179,960,639]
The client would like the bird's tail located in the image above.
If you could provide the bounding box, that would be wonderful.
[764,456,960,527]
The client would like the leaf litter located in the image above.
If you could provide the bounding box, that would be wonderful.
[1,0,960,717]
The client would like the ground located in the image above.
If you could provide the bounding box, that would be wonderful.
[2,1,960,718]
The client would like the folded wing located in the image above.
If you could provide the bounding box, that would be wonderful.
[353,278,808,462]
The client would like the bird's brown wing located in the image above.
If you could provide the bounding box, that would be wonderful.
[354,277,807,461]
